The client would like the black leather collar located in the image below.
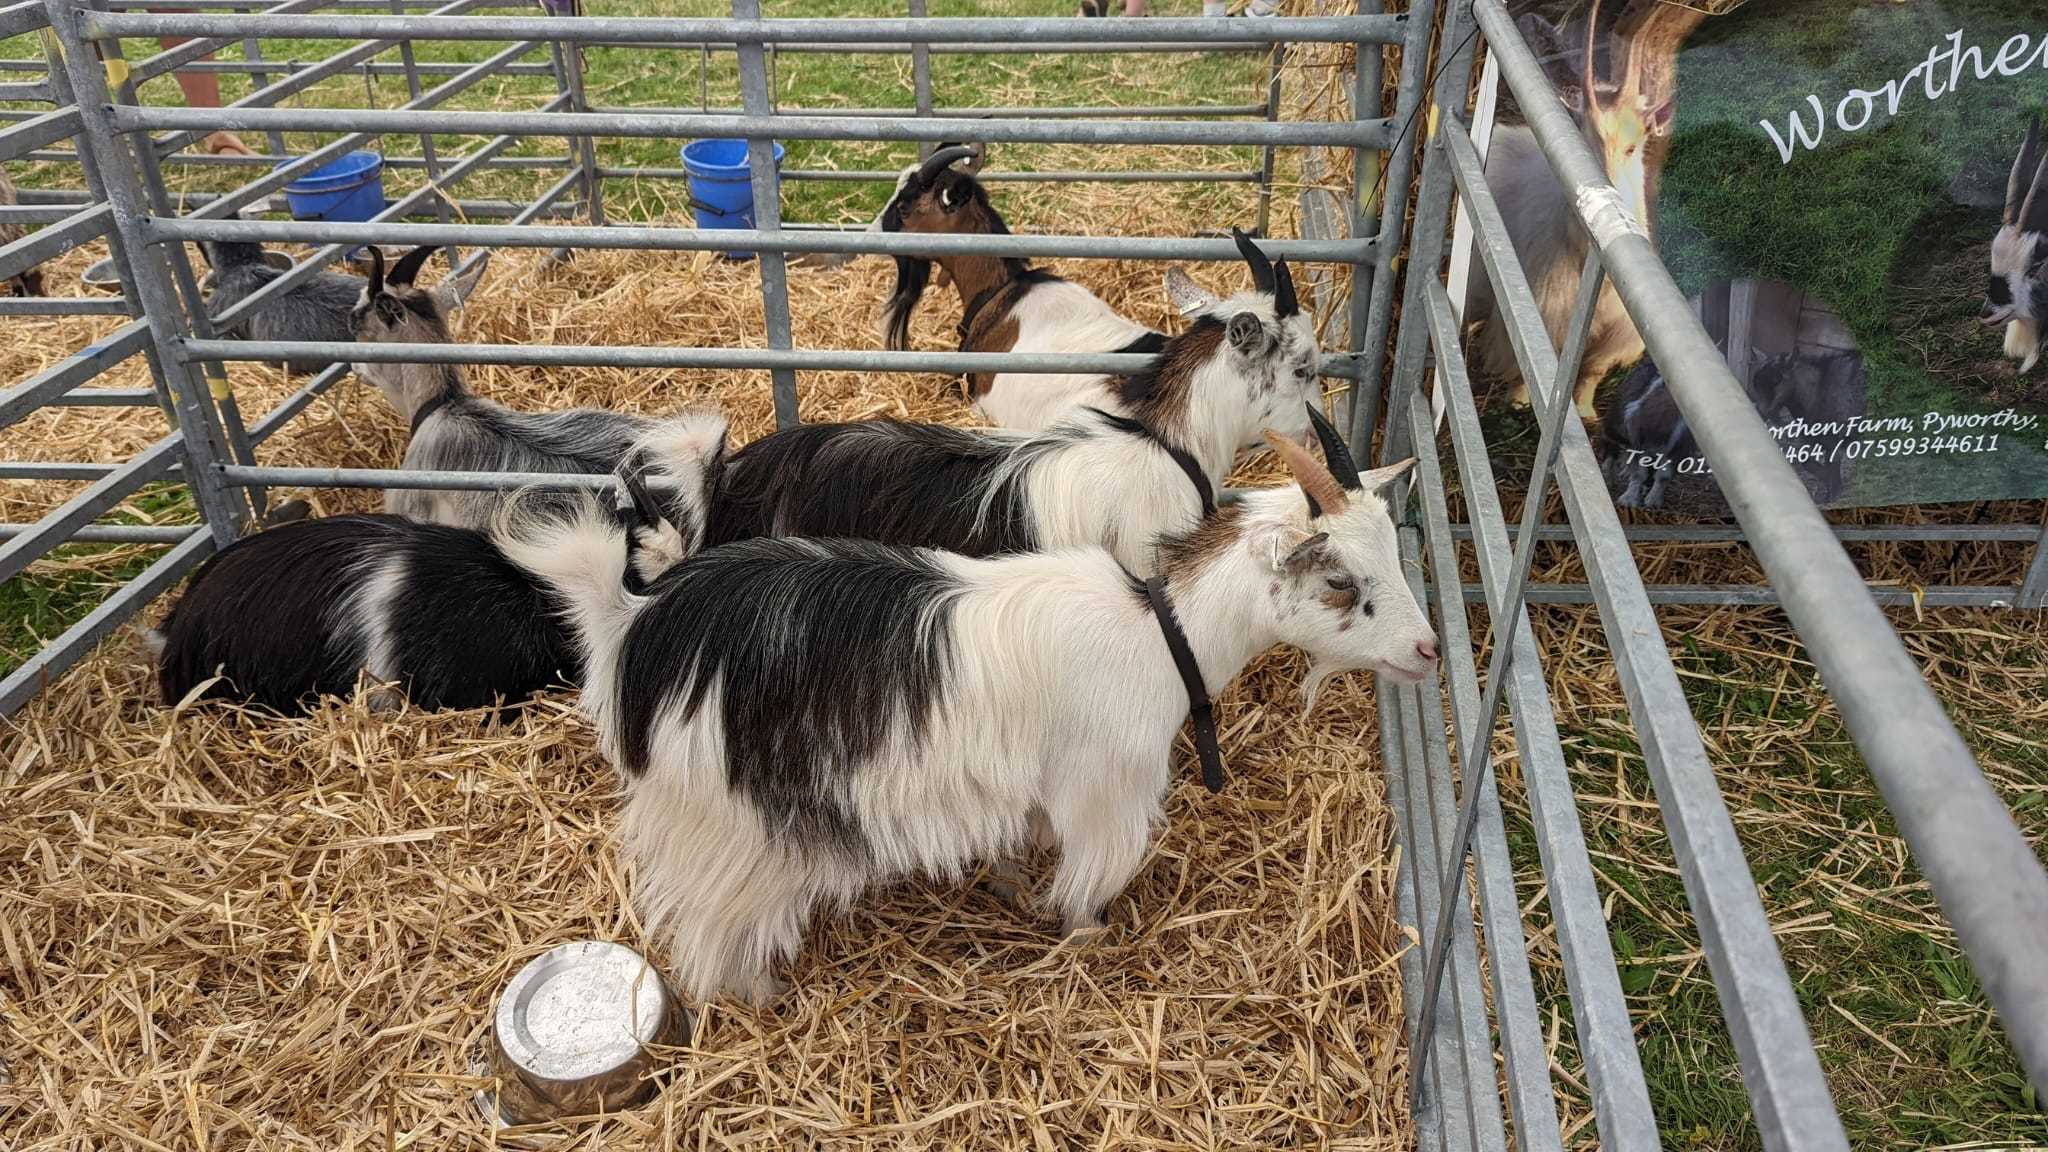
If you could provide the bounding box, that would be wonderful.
[1087,407,1217,517]
[1144,574,1224,793]
[956,279,1011,347]
[409,391,452,436]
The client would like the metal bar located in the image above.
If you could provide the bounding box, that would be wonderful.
[109,103,1396,149]
[219,463,637,492]
[908,0,930,163]
[1254,43,1281,238]
[610,165,1268,184]
[0,523,198,542]
[0,322,151,430]
[0,80,52,100]
[44,388,158,406]
[235,2,289,157]
[1438,105,1850,1148]
[1477,0,2048,1101]
[180,338,1364,380]
[2020,521,2048,610]
[0,107,83,163]
[389,0,449,251]
[1345,0,1435,451]
[1,0,52,37]
[0,529,214,719]
[0,203,108,284]
[47,0,251,543]
[1450,523,2047,544]
[733,0,798,430]
[586,102,1273,120]
[1411,256,1602,1120]
[0,434,184,585]
[1456,583,2028,608]
[1,57,557,75]
[0,298,134,315]
[1378,673,1447,1152]
[151,216,1375,262]
[85,12,1409,45]
[247,360,349,444]
[126,0,343,86]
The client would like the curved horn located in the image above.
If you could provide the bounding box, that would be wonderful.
[1306,403,1361,490]
[1273,258,1299,319]
[389,244,440,287]
[1232,227,1275,293]
[1263,430,1347,520]
[915,144,979,184]
[364,244,386,297]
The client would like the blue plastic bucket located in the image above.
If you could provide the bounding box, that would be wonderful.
[682,138,784,260]
[281,150,384,257]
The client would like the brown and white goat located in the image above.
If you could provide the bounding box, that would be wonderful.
[879,144,1165,430]
[1988,113,2048,373]
[1467,0,1702,418]
[1,166,46,297]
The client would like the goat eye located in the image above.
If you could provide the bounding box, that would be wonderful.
[1325,575,1355,591]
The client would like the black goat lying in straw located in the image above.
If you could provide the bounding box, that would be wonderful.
[201,240,369,375]
[706,234,1320,576]
[878,143,1165,430]
[351,244,677,532]
[151,412,727,713]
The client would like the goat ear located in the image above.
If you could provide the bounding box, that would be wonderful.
[389,244,439,288]
[1226,312,1267,357]
[1164,267,1218,316]
[1281,530,1332,575]
[2007,113,2041,226]
[1646,98,1676,138]
[434,253,490,314]
[1251,523,1325,574]
[1357,457,1417,493]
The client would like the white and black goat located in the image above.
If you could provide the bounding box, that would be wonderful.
[707,236,1320,576]
[201,240,364,374]
[498,407,1438,1004]
[151,412,728,714]
[352,244,675,531]
[1988,113,2048,373]
[1,166,44,297]
[879,144,1166,430]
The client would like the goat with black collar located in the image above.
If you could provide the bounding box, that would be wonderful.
[499,404,1438,1005]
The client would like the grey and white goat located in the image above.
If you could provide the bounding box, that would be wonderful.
[498,414,1437,1005]
[151,411,727,715]
[352,244,679,531]
[1987,113,2048,373]
[706,237,1321,576]
[201,240,365,374]
[1,166,45,297]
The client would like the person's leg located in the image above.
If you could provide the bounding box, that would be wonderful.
[159,29,255,156]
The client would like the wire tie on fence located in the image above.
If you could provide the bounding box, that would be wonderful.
[103,57,129,89]
[1426,102,1439,141]
[207,374,231,402]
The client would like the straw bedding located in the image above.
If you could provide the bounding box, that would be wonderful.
[0,233,1422,1148]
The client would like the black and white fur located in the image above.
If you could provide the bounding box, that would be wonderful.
[351,244,681,531]
[201,240,364,374]
[149,412,727,714]
[1987,113,2048,373]
[497,409,1438,1004]
[706,242,1319,576]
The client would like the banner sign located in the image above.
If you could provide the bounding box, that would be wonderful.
[1487,0,2048,515]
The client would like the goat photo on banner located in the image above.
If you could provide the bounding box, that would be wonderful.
[1477,0,2048,515]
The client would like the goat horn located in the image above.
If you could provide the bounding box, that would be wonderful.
[1263,430,1346,519]
[2024,152,2048,237]
[915,144,979,184]
[389,244,440,288]
[364,245,386,297]
[2006,113,2040,225]
[1232,227,1275,293]
[1273,259,1299,319]
[1306,404,1361,490]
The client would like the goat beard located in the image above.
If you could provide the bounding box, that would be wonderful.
[2005,317,2041,373]
[1300,660,1346,716]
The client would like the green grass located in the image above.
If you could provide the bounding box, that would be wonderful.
[0,484,197,678]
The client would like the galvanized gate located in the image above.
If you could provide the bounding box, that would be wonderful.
[1,1,2044,1147]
